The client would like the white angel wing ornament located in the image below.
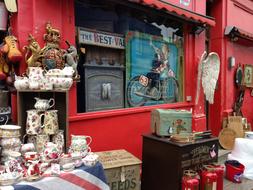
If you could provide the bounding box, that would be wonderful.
[201,52,220,104]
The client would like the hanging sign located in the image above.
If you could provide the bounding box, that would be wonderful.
[78,27,125,49]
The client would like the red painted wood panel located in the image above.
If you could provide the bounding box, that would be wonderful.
[11,0,207,159]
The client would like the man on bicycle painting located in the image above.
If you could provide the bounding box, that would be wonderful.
[147,41,175,96]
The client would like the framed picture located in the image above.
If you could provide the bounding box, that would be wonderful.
[243,64,253,88]
[125,31,181,107]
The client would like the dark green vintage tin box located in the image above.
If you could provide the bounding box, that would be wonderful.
[151,109,192,136]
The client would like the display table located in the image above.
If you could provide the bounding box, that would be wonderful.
[141,134,218,190]
[1,162,109,190]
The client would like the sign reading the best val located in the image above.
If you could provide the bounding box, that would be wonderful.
[78,28,125,49]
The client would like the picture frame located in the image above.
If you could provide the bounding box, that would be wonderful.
[125,31,181,107]
[243,64,253,88]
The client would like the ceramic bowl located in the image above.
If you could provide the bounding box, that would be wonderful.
[62,162,75,172]
[24,151,39,161]
[82,153,99,167]
[0,137,21,148]
[2,145,21,154]
[2,150,21,159]
[245,131,253,139]
[0,125,21,138]
[45,68,74,78]
[59,156,73,166]
[49,77,73,90]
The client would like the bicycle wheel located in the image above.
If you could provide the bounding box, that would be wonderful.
[127,76,148,107]
[162,77,179,103]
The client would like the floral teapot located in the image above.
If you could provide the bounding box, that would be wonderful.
[34,97,55,112]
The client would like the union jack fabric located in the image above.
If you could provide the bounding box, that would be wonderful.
[1,163,109,190]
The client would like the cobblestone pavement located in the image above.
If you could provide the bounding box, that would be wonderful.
[224,178,253,190]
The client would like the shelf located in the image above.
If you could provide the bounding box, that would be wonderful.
[17,91,69,148]
[17,89,69,93]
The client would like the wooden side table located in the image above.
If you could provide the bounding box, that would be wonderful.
[141,134,218,190]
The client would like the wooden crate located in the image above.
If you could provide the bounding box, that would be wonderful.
[151,109,192,136]
[96,149,141,190]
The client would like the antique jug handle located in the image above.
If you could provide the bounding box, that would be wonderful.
[23,134,28,144]
[48,98,55,109]
[86,136,92,146]
[40,113,45,129]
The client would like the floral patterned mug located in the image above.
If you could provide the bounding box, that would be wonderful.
[26,110,44,135]
[42,110,59,135]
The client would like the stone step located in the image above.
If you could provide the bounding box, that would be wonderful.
[218,149,231,165]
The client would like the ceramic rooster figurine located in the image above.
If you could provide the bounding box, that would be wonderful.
[0,35,22,63]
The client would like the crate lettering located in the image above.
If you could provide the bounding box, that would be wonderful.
[190,145,210,158]
[110,178,137,190]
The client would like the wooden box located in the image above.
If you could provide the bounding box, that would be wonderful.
[96,149,141,190]
[151,109,192,136]
[141,134,218,190]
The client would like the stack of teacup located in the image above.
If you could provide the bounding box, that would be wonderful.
[24,97,64,157]
[0,115,22,163]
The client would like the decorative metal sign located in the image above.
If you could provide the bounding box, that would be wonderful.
[78,27,125,49]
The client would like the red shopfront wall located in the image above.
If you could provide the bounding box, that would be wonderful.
[210,0,253,136]
[12,0,208,159]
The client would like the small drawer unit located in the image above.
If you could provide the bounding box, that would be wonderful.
[84,64,124,112]
[151,109,192,136]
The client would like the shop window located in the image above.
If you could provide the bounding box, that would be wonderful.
[75,0,184,113]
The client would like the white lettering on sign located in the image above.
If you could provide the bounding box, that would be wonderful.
[78,28,125,49]
[180,0,191,6]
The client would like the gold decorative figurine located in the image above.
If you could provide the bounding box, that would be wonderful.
[23,34,43,67]
[42,21,64,70]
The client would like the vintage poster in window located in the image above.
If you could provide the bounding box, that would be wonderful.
[243,64,253,88]
[125,31,181,107]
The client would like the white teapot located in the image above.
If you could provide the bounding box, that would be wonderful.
[62,67,74,77]
[14,76,29,90]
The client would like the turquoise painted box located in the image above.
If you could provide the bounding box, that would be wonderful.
[151,109,192,136]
